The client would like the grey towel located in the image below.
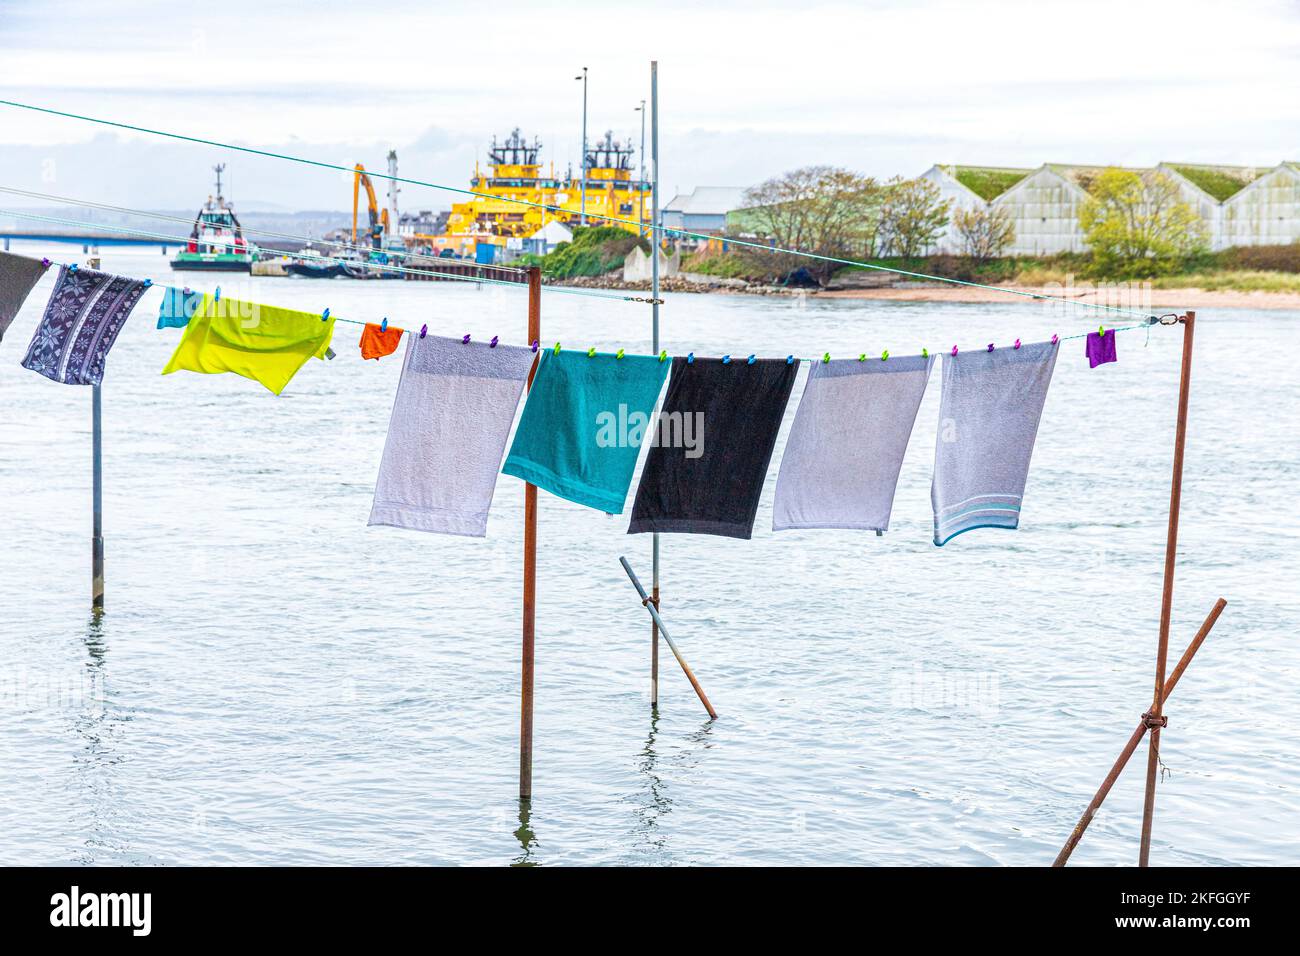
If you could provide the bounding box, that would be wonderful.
[369,333,535,537]
[0,252,50,343]
[21,264,147,386]
[773,354,934,532]
[931,340,1059,546]
[628,356,800,539]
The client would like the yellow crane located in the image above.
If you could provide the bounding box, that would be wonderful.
[352,163,391,249]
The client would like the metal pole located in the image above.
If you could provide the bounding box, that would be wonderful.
[637,99,646,237]
[649,61,661,708]
[579,67,588,227]
[520,266,541,801]
[1138,312,1196,866]
[1053,597,1225,866]
[620,556,716,720]
[92,384,104,612]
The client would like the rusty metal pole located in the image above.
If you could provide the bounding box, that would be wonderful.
[520,266,541,801]
[1053,597,1225,866]
[91,384,104,613]
[1138,311,1196,866]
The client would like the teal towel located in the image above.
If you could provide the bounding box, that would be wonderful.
[157,287,201,329]
[502,349,669,513]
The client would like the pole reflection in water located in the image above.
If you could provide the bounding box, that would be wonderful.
[511,800,539,867]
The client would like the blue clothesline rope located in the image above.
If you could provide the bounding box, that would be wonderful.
[0,98,1180,321]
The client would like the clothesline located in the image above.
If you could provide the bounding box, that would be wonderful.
[0,208,648,303]
[0,98,1180,321]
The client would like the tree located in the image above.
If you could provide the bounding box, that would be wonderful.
[735,166,886,286]
[1079,169,1208,276]
[952,204,1015,262]
[879,176,951,259]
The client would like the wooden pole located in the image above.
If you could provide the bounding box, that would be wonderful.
[92,384,104,613]
[520,266,541,801]
[1139,311,1196,865]
[1053,597,1225,866]
[649,59,661,709]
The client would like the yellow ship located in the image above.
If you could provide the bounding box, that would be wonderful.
[431,128,650,259]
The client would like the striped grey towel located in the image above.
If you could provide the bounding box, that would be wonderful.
[931,339,1059,546]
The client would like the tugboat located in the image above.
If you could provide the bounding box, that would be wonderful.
[170,164,255,272]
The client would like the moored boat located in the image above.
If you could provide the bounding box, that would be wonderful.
[170,164,255,272]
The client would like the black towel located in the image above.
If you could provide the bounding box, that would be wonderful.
[628,356,800,539]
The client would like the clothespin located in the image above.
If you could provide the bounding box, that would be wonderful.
[531,340,539,352]
[746,354,756,365]
[658,350,667,362]
[320,306,329,322]
[490,335,499,348]
[462,333,471,344]
[419,324,427,339]
[40,257,51,268]
[587,346,597,358]
[1099,324,1105,336]
[214,286,220,303]
[616,348,624,359]
[786,355,794,364]
[951,345,958,356]
[1051,334,1059,345]
[142,278,152,288]
[183,286,191,295]
[987,343,995,352]
[858,353,866,362]
[881,349,889,361]
[922,348,929,359]
[722,354,732,364]
[1014,338,1021,350]
[822,352,830,364]
[553,342,561,354]
[687,352,695,364]
[69,263,78,273]
[380,317,388,332]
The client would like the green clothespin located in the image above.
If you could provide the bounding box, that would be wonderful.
[658,349,667,362]
[1099,324,1105,336]
[822,352,830,364]
[616,348,625,359]
[858,353,866,361]
[553,342,561,355]
[922,347,929,359]
[881,349,889,361]
[588,346,597,357]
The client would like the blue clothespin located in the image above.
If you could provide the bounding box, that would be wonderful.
[490,335,499,348]
[142,278,152,288]
[462,333,471,344]
[380,317,388,332]
[746,354,755,365]
[69,263,78,273]
[419,324,427,338]
[687,352,695,364]
[786,355,794,364]
[320,306,329,322]
[722,354,732,364]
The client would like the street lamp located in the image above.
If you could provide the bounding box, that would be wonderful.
[635,100,646,237]
[575,67,588,226]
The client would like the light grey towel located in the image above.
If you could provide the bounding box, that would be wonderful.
[0,252,49,343]
[369,334,535,537]
[773,354,934,532]
[931,339,1059,546]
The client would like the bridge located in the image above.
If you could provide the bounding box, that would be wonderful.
[1,229,181,252]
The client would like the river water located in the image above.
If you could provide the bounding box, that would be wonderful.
[1,244,1296,866]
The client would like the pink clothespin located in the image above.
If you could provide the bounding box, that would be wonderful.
[1014,339,1022,350]
[951,345,958,356]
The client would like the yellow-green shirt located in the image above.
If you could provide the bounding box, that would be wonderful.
[162,294,335,395]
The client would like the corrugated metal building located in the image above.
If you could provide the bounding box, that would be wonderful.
[661,186,750,237]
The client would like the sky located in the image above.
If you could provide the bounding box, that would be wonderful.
[2,0,1300,213]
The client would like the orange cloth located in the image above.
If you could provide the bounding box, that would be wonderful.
[359,323,403,360]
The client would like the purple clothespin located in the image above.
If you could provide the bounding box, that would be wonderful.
[419,324,427,339]
[41,257,51,268]
[462,333,471,344]
[490,335,499,348]
[531,340,539,352]
[987,343,995,352]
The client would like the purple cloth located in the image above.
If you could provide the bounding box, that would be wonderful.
[21,265,147,386]
[1085,329,1117,368]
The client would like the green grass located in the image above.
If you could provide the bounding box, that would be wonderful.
[1151,270,1300,292]
[953,168,1030,201]
[517,226,648,278]
[681,250,756,279]
[1169,166,1255,202]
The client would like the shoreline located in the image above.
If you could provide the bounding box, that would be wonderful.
[555,276,1300,310]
